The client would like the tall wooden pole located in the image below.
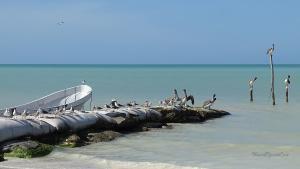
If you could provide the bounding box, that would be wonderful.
[270,53,275,105]
[249,77,257,102]
[286,86,289,103]
[285,75,290,103]
[250,89,253,102]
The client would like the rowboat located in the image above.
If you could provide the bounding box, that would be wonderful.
[0,85,92,115]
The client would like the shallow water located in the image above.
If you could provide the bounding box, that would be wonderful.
[1,65,300,169]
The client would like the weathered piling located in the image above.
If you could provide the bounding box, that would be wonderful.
[249,77,257,102]
[267,43,276,105]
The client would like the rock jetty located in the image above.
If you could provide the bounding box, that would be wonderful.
[0,106,230,161]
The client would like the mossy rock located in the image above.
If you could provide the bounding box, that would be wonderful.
[0,152,4,161]
[87,131,121,143]
[59,134,84,148]
[4,142,53,158]
[153,106,230,123]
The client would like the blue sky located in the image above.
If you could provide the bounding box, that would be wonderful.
[0,0,299,64]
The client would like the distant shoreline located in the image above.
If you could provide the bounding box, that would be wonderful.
[0,64,299,68]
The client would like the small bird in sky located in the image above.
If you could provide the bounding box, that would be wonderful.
[57,20,65,26]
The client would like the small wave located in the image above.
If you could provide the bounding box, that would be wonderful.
[47,151,208,169]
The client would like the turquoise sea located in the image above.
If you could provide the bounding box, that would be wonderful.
[1,64,300,169]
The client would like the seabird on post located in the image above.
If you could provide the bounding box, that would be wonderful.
[249,77,258,102]
[284,75,291,103]
[267,44,275,56]
[202,94,217,109]
[249,77,258,89]
[284,75,291,88]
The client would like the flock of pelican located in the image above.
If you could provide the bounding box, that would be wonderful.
[91,89,217,111]
[159,89,217,109]
[93,99,152,110]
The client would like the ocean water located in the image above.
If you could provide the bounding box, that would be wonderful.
[1,64,300,169]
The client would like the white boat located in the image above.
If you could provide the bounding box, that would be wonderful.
[0,85,92,115]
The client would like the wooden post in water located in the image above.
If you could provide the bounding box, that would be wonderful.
[285,75,291,103]
[267,44,275,106]
[249,77,257,102]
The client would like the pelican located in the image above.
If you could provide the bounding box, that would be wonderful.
[160,99,168,106]
[171,89,181,105]
[160,89,179,106]
[143,100,152,107]
[112,99,124,108]
[127,101,138,107]
[284,75,291,88]
[104,104,111,109]
[127,102,133,107]
[202,94,216,109]
[249,77,258,89]
[35,108,43,117]
[3,108,12,117]
[69,106,74,112]
[249,77,257,87]
[179,89,195,107]
[267,43,275,56]
[12,108,18,116]
[81,80,86,84]
[21,109,28,116]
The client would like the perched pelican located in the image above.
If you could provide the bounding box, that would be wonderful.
[81,80,86,84]
[160,100,168,106]
[267,43,275,56]
[202,94,216,109]
[21,109,28,116]
[12,108,18,116]
[127,102,133,107]
[249,77,258,89]
[175,89,181,99]
[249,77,258,102]
[143,100,152,107]
[127,101,138,107]
[284,75,291,88]
[284,75,291,103]
[160,89,177,106]
[179,89,195,107]
[21,109,28,119]
[3,108,12,117]
[170,89,181,105]
[111,99,124,109]
[104,104,111,109]
[35,108,43,117]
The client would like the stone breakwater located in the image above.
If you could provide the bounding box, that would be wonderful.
[0,107,230,161]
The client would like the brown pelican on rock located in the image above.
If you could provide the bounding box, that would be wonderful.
[179,89,194,107]
[202,94,216,109]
